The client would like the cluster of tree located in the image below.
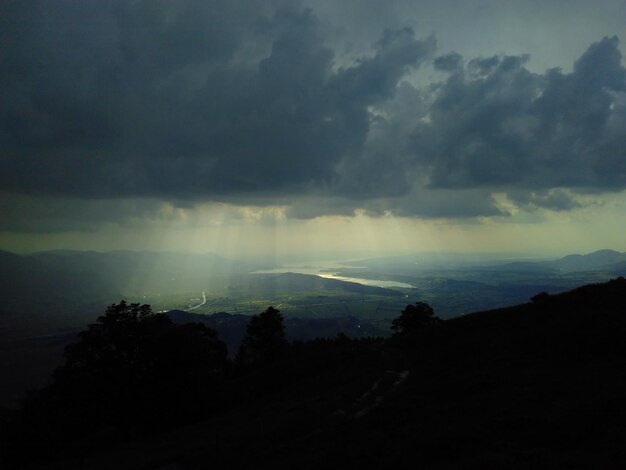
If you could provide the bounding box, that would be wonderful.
[5,301,230,461]
[391,301,441,335]
[236,306,288,366]
[3,299,438,466]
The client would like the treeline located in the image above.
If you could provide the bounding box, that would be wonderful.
[1,300,435,467]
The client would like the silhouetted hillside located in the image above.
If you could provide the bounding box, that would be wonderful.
[167,309,389,355]
[3,278,626,469]
[221,277,626,468]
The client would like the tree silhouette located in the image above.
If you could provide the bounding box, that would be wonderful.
[391,302,439,335]
[237,306,288,365]
[531,291,550,303]
[48,301,227,434]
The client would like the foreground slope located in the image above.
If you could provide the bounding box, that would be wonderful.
[223,277,626,468]
[7,277,626,469]
[339,276,626,468]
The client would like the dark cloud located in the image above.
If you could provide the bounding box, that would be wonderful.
[506,189,582,212]
[0,1,625,228]
[333,81,430,199]
[414,53,541,189]
[285,197,358,219]
[0,1,433,200]
[0,194,169,233]
[285,187,507,220]
[434,52,463,72]
[410,36,626,203]
[366,189,508,219]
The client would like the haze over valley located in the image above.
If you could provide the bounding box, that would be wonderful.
[2,247,625,410]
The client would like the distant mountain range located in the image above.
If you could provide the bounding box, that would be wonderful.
[491,249,626,273]
[546,249,626,271]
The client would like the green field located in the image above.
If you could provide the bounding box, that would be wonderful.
[128,289,413,320]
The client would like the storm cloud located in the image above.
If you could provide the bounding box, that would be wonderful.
[1,0,625,230]
[408,36,626,209]
[0,2,433,198]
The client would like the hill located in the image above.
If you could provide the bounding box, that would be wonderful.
[167,308,389,355]
[545,249,626,271]
[492,248,626,273]
[5,277,626,468]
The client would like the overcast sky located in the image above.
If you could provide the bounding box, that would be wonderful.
[1,0,625,256]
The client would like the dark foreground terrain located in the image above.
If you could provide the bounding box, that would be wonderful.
[3,277,626,469]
